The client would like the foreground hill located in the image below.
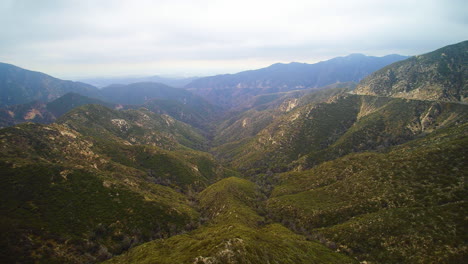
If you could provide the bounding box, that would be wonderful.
[267,123,468,263]
[0,62,100,107]
[0,123,199,263]
[0,105,234,263]
[185,54,407,107]
[105,177,356,264]
[354,40,468,102]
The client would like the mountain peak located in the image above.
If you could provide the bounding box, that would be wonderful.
[185,53,407,108]
[354,40,468,102]
[0,62,100,107]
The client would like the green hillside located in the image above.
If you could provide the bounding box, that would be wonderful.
[1,41,467,264]
[212,86,352,146]
[104,177,356,264]
[214,93,467,175]
[267,124,468,263]
[355,40,468,102]
[0,106,233,263]
[136,97,220,131]
[46,92,114,117]
[58,104,208,151]
[0,123,200,263]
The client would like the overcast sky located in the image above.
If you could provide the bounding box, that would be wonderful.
[0,0,466,79]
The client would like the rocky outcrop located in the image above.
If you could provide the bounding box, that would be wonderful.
[354,41,467,102]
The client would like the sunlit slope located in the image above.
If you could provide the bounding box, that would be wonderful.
[355,40,468,102]
[267,124,468,263]
[214,94,467,174]
[105,177,356,264]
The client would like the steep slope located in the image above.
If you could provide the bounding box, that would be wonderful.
[267,123,468,263]
[46,92,115,117]
[298,95,468,168]
[0,100,55,128]
[0,98,239,263]
[100,82,220,130]
[0,92,114,128]
[57,104,235,191]
[133,97,221,131]
[0,62,100,107]
[57,104,207,151]
[185,54,407,107]
[2,41,466,264]
[213,85,353,146]
[354,40,468,102]
[0,123,200,263]
[105,177,356,264]
[214,94,468,174]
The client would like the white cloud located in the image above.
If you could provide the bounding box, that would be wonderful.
[0,0,466,78]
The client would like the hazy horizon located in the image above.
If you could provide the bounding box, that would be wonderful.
[1,0,466,79]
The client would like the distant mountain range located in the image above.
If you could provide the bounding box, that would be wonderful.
[185,53,409,107]
[0,65,219,129]
[1,41,467,263]
[80,75,200,88]
[100,82,207,105]
[0,53,408,112]
[0,62,100,107]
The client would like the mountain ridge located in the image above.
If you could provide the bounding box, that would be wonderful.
[0,92,114,128]
[0,62,101,107]
[80,75,199,88]
[185,53,408,108]
[0,41,467,264]
[354,40,467,102]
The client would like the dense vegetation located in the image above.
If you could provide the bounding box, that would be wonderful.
[267,124,468,263]
[214,92,467,175]
[105,177,356,264]
[0,108,232,262]
[0,123,200,263]
[0,41,466,263]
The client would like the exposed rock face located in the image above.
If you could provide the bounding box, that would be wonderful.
[354,41,468,102]
[279,98,299,112]
[214,93,468,174]
[0,101,56,128]
[0,92,115,128]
